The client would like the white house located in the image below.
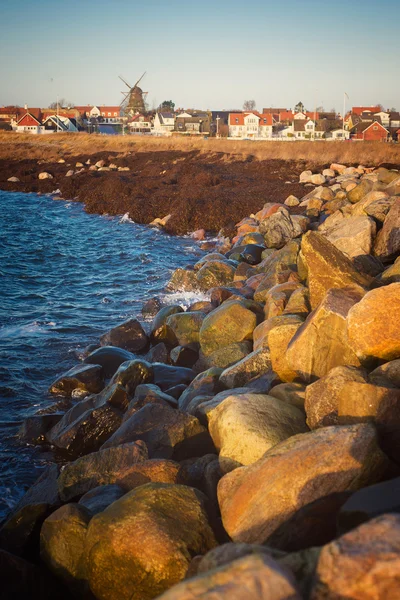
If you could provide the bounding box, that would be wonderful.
[228,112,273,139]
[15,112,45,134]
[153,112,175,135]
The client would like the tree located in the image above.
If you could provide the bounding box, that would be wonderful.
[316,105,324,112]
[294,101,305,113]
[159,100,175,112]
[243,99,256,111]
[48,98,75,109]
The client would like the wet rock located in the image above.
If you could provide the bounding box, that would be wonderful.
[122,383,177,421]
[219,424,387,549]
[19,413,62,443]
[321,215,376,259]
[150,305,183,345]
[109,359,153,395]
[58,441,149,502]
[301,231,371,309]
[305,365,367,429]
[196,260,235,290]
[102,402,215,460]
[259,208,303,249]
[153,362,195,391]
[269,382,307,411]
[78,484,126,515]
[240,244,265,265]
[94,382,130,411]
[49,363,104,396]
[373,198,400,261]
[167,268,199,292]
[286,288,362,383]
[347,283,400,362]
[208,392,308,469]
[40,503,91,593]
[157,553,301,600]
[219,348,272,389]
[178,367,225,411]
[100,318,148,353]
[170,345,199,368]
[84,483,217,600]
[199,300,257,356]
[83,346,134,378]
[198,341,252,371]
[188,300,214,313]
[141,297,163,319]
[311,514,400,599]
[145,341,169,363]
[0,464,60,558]
[166,311,206,346]
[194,253,226,270]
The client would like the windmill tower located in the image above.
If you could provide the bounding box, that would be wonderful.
[119,72,148,117]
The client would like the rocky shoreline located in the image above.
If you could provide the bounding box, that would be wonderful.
[2,162,400,599]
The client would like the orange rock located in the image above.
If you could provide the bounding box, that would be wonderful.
[254,203,282,222]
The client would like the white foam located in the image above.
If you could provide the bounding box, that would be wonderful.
[161,290,210,309]
[119,212,135,224]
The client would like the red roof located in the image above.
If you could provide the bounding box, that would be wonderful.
[17,112,42,126]
[98,106,120,114]
[352,106,381,116]
[306,112,320,120]
[229,112,273,126]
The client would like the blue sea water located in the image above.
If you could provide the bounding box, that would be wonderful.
[0,190,204,519]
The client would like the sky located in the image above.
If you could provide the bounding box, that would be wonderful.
[1,0,399,112]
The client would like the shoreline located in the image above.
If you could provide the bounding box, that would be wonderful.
[2,158,400,598]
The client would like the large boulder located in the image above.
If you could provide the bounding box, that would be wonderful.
[83,346,134,378]
[208,392,308,469]
[100,318,148,353]
[153,362,195,391]
[321,216,376,259]
[200,341,253,370]
[150,305,183,345]
[178,367,224,411]
[196,260,235,290]
[347,178,374,203]
[311,514,400,599]
[156,554,301,600]
[165,311,206,346]
[166,268,199,292]
[219,424,388,550]
[219,349,272,389]
[300,231,371,309]
[259,208,303,249]
[40,503,91,593]
[347,283,400,362]
[286,288,362,383]
[109,359,153,395]
[84,483,217,600]
[78,484,126,515]
[373,198,400,261]
[49,363,104,396]
[199,301,257,356]
[305,365,368,429]
[101,402,215,460]
[267,316,304,382]
[57,441,149,501]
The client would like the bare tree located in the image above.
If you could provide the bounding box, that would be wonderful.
[48,98,75,109]
[243,99,256,111]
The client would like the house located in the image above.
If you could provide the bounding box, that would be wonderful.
[352,120,389,141]
[277,110,294,124]
[352,106,382,116]
[153,112,175,135]
[42,115,69,132]
[175,111,211,135]
[15,112,44,134]
[389,112,400,129]
[228,112,273,139]
[128,114,151,133]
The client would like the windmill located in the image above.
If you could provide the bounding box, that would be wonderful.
[119,72,148,117]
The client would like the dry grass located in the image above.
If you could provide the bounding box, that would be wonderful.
[0,131,399,166]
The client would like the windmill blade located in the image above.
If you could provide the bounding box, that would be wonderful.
[119,75,132,90]
[133,71,146,89]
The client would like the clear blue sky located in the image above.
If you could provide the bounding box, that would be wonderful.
[1,0,399,112]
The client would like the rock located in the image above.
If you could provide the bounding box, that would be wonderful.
[269,382,307,411]
[219,348,272,389]
[141,297,163,319]
[179,367,224,411]
[84,483,217,600]
[283,287,310,317]
[300,231,371,309]
[330,163,346,174]
[263,281,304,319]
[311,174,326,185]
[199,341,253,370]
[253,314,303,352]
[380,256,400,283]
[65,170,74,177]
[83,346,134,378]
[286,288,362,383]
[94,382,130,411]
[7,176,20,182]
[199,301,257,356]
[156,553,301,600]
[239,244,265,265]
[150,214,171,227]
[219,424,387,550]
[102,402,215,460]
[165,311,206,346]
[311,514,400,600]
[78,484,126,515]
[153,362,195,391]
[100,318,148,353]
[145,341,169,364]
[195,253,226,270]
[347,283,400,362]
[150,305,183,344]
[300,169,313,183]
[259,208,303,249]
[373,198,400,261]
[190,228,206,240]
[192,542,286,575]
[122,383,177,421]
[267,316,304,382]
[321,216,376,259]
[95,160,105,168]
[369,359,400,387]
[166,268,199,292]
[285,195,300,206]
[188,300,214,313]
[19,413,62,443]
[305,365,367,429]
[57,441,149,502]
[0,465,60,557]
[352,253,385,277]
[49,363,104,396]
[208,392,308,469]
[109,359,153,395]
[323,168,335,178]
[196,260,235,290]
[170,345,199,368]
[347,178,374,203]
[38,172,53,180]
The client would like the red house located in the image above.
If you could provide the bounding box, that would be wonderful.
[16,112,44,134]
[352,120,389,141]
[352,106,382,117]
